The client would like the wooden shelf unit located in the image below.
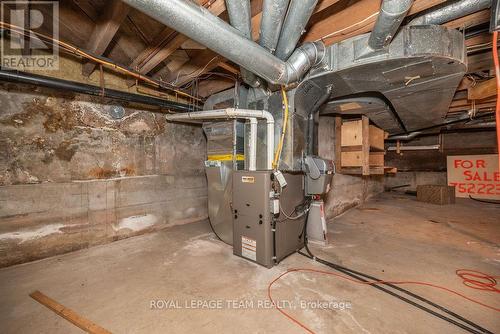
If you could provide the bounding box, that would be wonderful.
[335,116,396,176]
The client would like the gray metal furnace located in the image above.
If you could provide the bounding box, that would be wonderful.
[232,171,306,268]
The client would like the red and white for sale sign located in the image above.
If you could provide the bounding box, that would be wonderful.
[447,154,500,200]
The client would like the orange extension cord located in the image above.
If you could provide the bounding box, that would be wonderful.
[494,31,500,169]
[268,268,500,334]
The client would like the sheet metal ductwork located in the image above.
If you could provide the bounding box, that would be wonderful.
[409,0,492,25]
[274,0,318,60]
[298,25,467,134]
[126,0,481,137]
[259,0,290,53]
[367,0,414,51]
[225,0,261,87]
[122,0,325,85]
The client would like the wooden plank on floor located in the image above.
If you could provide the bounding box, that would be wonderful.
[30,290,112,334]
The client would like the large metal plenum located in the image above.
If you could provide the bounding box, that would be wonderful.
[295,25,467,134]
[203,122,244,244]
[247,89,307,172]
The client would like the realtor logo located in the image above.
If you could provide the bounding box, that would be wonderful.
[1,1,59,70]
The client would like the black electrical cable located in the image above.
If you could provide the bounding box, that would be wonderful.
[387,112,495,140]
[208,221,230,245]
[298,217,494,334]
[0,69,199,112]
[468,195,500,205]
[207,218,231,246]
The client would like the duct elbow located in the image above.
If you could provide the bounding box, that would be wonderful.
[284,41,326,84]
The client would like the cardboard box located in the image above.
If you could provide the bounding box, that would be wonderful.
[417,185,456,205]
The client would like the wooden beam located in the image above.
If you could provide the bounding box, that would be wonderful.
[448,101,496,112]
[361,116,370,176]
[468,50,500,73]
[303,0,446,46]
[197,79,235,97]
[457,76,474,91]
[468,78,497,100]
[218,62,239,75]
[135,0,226,75]
[82,0,130,77]
[315,0,344,14]
[128,26,176,71]
[444,9,491,30]
[30,290,112,334]
[450,96,496,108]
[72,0,98,22]
[466,32,500,47]
[166,49,222,86]
[334,116,342,173]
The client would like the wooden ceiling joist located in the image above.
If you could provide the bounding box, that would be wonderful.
[72,0,98,22]
[468,78,497,100]
[165,49,222,86]
[197,79,236,98]
[444,9,491,30]
[62,0,493,104]
[130,0,226,76]
[82,0,130,77]
[303,0,447,45]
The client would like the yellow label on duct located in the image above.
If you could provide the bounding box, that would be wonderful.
[207,154,245,161]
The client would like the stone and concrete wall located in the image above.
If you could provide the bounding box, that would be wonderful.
[0,84,207,267]
[318,116,385,220]
[324,174,384,219]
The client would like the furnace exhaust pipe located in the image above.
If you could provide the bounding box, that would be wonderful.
[122,0,324,85]
[166,109,275,170]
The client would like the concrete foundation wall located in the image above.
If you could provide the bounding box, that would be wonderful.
[324,174,384,219]
[317,116,385,220]
[0,84,207,267]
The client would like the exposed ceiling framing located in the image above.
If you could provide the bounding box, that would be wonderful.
[5,0,497,110]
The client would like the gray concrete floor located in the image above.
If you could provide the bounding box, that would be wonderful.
[0,193,499,334]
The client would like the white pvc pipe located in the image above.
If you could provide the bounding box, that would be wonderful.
[248,118,258,171]
[166,108,275,170]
